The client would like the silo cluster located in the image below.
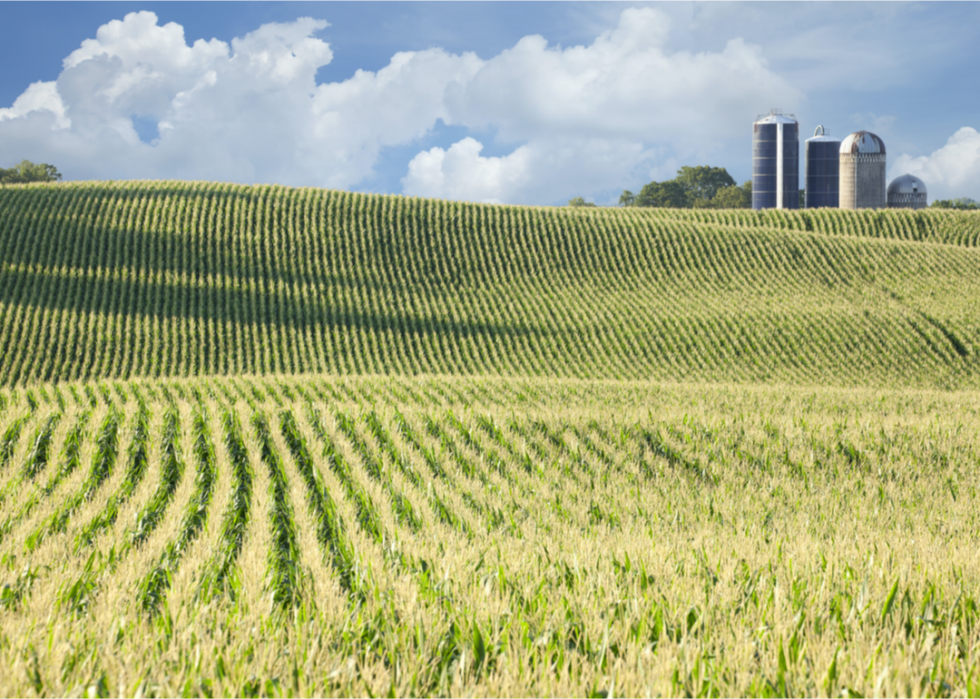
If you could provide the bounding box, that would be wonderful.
[751,111,930,210]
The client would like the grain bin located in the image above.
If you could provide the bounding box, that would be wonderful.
[752,110,800,210]
[804,126,841,208]
[839,131,886,209]
[887,174,928,209]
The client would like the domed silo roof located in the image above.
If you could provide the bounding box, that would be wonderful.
[887,173,928,209]
[887,173,927,197]
[755,112,798,125]
[840,131,886,155]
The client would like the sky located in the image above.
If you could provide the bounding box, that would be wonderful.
[1,1,979,206]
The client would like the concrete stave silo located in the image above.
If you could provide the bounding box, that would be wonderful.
[804,126,841,208]
[753,110,799,210]
[839,131,887,209]
[887,174,928,209]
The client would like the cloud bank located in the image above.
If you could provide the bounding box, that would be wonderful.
[890,128,980,203]
[0,8,802,203]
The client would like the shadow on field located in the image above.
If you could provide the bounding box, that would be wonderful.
[0,182,710,287]
[0,264,548,341]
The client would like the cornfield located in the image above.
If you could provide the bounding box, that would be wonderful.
[1,181,979,388]
[2,180,980,696]
[0,376,978,696]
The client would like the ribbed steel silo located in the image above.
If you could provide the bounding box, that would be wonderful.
[752,110,799,210]
[804,126,840,208]
[839,131,886,209]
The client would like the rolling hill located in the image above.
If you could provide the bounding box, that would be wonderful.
[3,181,980,696]
[2,180,979,388]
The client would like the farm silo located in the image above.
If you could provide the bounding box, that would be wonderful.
[752,110,800,210]
[839,131,886,209]
[887,174,928,209]
[804,126,840,208]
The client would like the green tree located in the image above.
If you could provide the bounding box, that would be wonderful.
[710,182,752,209]
[618,190,635,207]
[0,160,62,184]
[635,180,691,208]
[675,166,736,207]
[567,196,597,207]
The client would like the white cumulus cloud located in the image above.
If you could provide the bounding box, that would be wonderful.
[890,127,980,202]
[403,137,529,205]
[443,8,799,144]
[0,8,798,203]
[0,81,69,129]
[403,136,651,205]
[0,11,477,187]
[409,6,800,204]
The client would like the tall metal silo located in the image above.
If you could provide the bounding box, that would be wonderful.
[887,174,928,209]
[804,126,840,208]
[839,131,886,209]
[752,110,799,210]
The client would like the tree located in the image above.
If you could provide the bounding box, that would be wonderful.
[567,196,597,207]
[0,160,62,184]
[710,182,752,209]
[635,180,691,208]
[674,166,736,206]
[629,166,748,209]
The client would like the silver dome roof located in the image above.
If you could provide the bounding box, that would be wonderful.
[888,173,927,196]
[841,131,886,155]
[755,109,797,125]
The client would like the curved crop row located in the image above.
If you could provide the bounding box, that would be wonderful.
[278,410,357,595]
[138,404,217,613]
[333,410,423,532]
[73,400,150,550]
[125,404,183,550]
[252,411,302,609]
[198,408,253,601]
[24,408,121,552]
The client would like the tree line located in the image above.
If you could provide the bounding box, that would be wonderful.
[0,160,62,185]
[573,167,979,211]
[931,198,978,210]
[569,166,752,209]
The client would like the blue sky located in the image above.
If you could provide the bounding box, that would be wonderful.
[2,1,978,205]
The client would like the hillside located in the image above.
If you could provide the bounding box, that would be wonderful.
[2,180,980,388]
